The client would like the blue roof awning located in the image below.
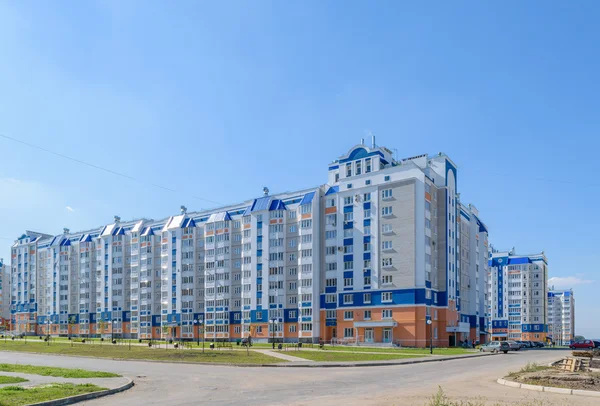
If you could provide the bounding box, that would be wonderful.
[79,234,92,243]
[268,199,287,211]
[300,191,315,205]
[141,227,154,237]
[208,211,232,222]
[182,218,196,228]
[60,238,71,247]
[112,227,125,236]
[251,196,271,212]
[325,186,339,195]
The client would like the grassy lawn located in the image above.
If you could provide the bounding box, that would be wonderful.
[0,376,28,384]
[0,341,283,364]
[506,362,551,378]
[289,351,425,362]
[0,363,119,378]
[0,383,105,406]
[319,346,476,355]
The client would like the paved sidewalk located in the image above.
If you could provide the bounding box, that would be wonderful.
[0,371,129,389]
[256,349,314,362]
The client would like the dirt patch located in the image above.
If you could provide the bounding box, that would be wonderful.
[510,368,600,391]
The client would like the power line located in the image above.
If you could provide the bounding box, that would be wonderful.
[0,133,222,206]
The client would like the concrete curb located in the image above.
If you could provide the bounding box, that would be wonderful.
[0,348,491,368]
[496,378,600,398]
[27,378,134,406]
[254,352,493,368]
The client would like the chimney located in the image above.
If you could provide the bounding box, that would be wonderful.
[371,135,376,148]
[361,138,364,145]
[180,205,187,215]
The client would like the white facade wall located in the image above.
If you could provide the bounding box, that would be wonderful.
[548,289,574,345]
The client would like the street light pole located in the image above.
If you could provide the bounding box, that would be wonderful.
[199,320,204,353]
[46,320,50,346]
[269,318,278,349]
[427,319,433,354]
[194,319,198,346]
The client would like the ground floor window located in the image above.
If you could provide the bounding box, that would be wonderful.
[344,328,353,338]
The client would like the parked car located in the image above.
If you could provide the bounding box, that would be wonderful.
[480,341,511,354]
[506,341,521,351]
[514,341,527,349]
[570,340,596,350]
[533,341,545,348]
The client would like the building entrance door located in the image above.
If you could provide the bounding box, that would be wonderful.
[365,328,374,343]
[383,328,392,343]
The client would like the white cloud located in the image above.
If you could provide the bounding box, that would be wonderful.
[548,276,594,289]
[65,206,75,212]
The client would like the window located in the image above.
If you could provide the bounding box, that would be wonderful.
[301,220,312,228]
[326,199,335,208]
[382,189,393,199]
[343,294,353,304]
[301,323,312,332]
[344,278,353,287]
[364,310,371,320]
[382,206,393,216]
[382,309,392,319]
[326,310,336,319]
[382,275,393,284]
[326,214,337,226]
[384,175,390,181]
[326,246,336,255]
[382,241,392,250]
[326,262,337,271]
[344,196,353,205]
[363,192,371,201]
[344,261,353,270]
[346,163,352,177]
[326,278,337,287]
[325,230,337,240]
[289,225,297,233]
[355,160,362,175]
[344,212,354,222]
[364,275,371,285]
[382,224,393,233]
[326,294,336,303]
[364,293,371,303]
[344,311,354,320]
[382,258,393,267]
[289,325,297,333]
[382,292,392,302]
[365,158,371,173]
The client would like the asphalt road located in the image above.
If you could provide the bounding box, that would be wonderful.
[1,349,595,405]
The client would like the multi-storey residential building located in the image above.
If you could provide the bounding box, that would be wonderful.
[548,289,575,346]
[0,258,10,321]
[457,204,489,345]
[9,141,488,346]
[487,248,549,342]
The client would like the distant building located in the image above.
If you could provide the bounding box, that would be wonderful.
[547,289,575,346]
[0,258,9,322]
[488,248,548,342]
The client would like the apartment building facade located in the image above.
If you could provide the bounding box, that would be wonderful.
[487,249,549,342]
[547,289,575,346]
[0,258,9,322]
[9,141,488,346]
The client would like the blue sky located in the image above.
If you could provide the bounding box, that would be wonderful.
[1,1,598,338]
